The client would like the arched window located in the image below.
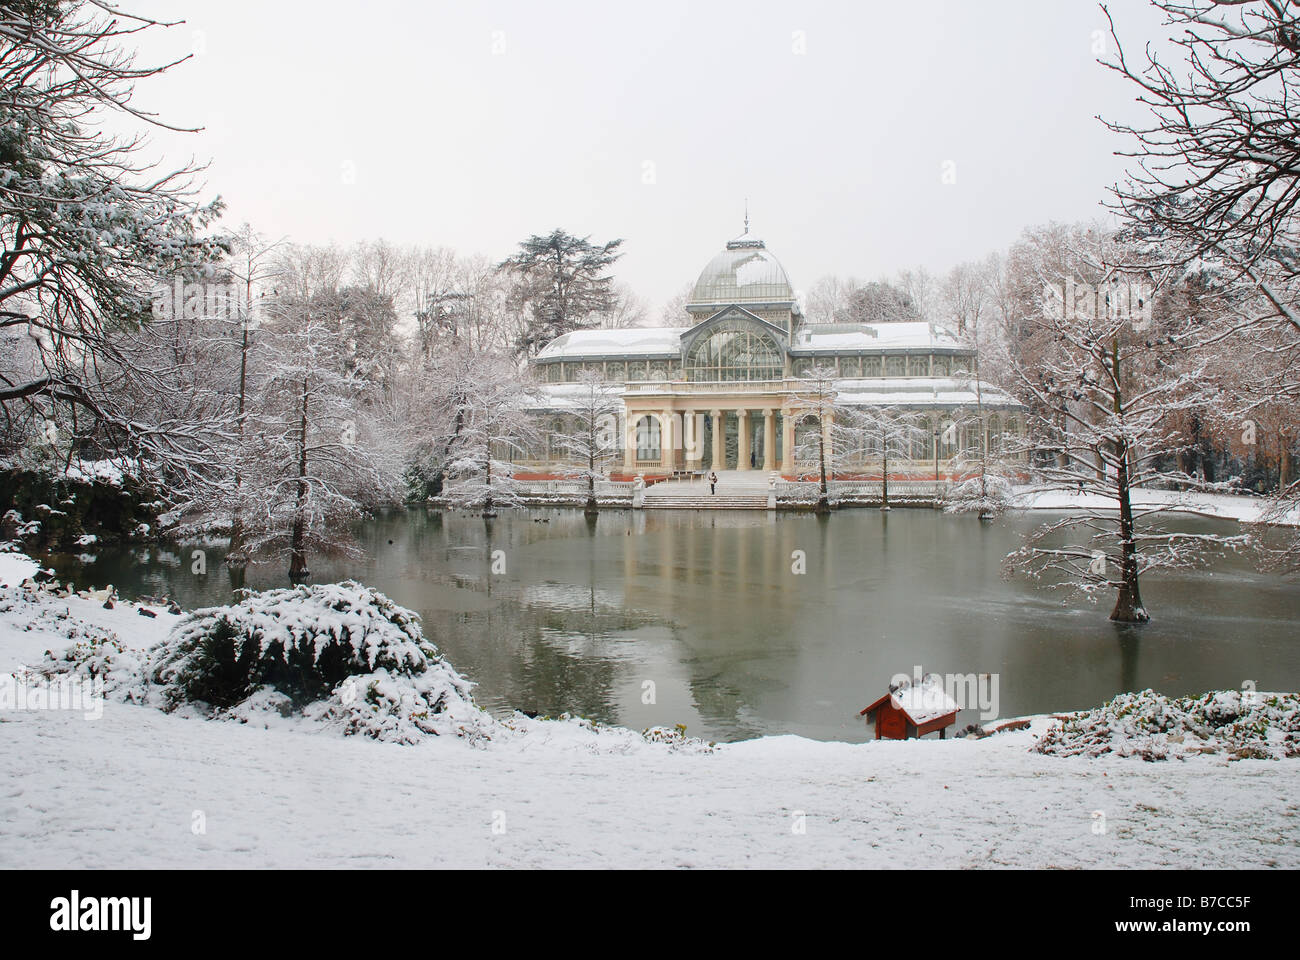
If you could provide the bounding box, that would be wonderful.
[917,417,934,459]
[987,414,1001,454]
[937,418,956,459]
[686,319,784,382]
[635,415,661,461]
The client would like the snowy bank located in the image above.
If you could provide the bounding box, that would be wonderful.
[1011,485,1299,526]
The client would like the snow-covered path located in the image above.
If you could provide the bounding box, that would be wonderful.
[3,702,1296,869]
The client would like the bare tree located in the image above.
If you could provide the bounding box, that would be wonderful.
[1104,0,1300,569]
[0,1,229,489]
[1004,238,1249,622]
[441,354,539,517]
[838,403,929,511]
[552,369,622,513]
[788,365,841,514]
[222,224,284,561]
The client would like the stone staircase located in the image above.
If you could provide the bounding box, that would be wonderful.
[642,472,773,510]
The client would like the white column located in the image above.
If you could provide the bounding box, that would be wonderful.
[682,408,696,466]
[623,411,636,470]
[710,409,724,469]
[762,408,776,471]
[737,409,750,471]
[660,409,673,471]
[781,410,794,473]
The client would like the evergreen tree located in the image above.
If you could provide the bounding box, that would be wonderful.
[498,229,624,358]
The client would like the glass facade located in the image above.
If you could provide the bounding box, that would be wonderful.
[685,319,784,382]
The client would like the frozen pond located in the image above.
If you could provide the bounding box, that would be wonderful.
[42,507,1300,742]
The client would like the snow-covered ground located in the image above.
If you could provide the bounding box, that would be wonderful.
[1011,485,1299,526]
[2,550,1297,869]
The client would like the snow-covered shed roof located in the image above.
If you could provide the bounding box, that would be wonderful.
[534,327,687,361]
[860,680,959,726]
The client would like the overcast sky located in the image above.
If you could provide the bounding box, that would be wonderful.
[121,0,1169,312]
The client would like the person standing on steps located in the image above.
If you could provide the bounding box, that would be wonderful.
[709,470,718,495]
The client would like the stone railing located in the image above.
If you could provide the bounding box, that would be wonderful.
[776,479,951,503]
[515,479,636,499]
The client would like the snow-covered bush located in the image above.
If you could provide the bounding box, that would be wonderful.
[149,582,485,737]
[1033,689,1300,760]
[942,474,1014,517]
[302,667,493,745]
[32,635,151,704]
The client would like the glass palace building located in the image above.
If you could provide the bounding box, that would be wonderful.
[520,228,1025,479]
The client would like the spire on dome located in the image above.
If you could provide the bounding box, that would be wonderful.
[727,202,765,250]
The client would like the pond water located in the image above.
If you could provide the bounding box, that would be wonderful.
[39,507,1299,743]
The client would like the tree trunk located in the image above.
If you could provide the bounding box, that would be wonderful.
[1108,341,1146,623]
[288,375,310,581]
[227,320,251,565]
[584,438,598,514]
[815,430,830,514]
[483,448,496,518]
[1109,469,1147,623]
[880,450,891,511]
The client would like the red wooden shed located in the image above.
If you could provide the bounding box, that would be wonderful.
[860,681,959,740]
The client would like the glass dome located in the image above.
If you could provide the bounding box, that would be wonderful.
[689,232,795,305]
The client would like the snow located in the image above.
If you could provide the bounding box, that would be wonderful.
[1,550,1297,868]
[892,679,960,726]
[534,327,687,360]
[1012,485,1300,526]
[793,321,962,350]
[835,377,1021,408]
[61,458,134,487]
[734,255,775,287]
[535,320,964,362]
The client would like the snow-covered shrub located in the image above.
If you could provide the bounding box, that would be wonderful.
[302,667,493,744]
[150,581,473,717]
[1033,689,1300,760]
[641,723,717,753]
[31,635,151,704]
[943,474,1014,517]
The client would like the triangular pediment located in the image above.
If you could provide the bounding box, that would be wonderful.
[680,305,789,354]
